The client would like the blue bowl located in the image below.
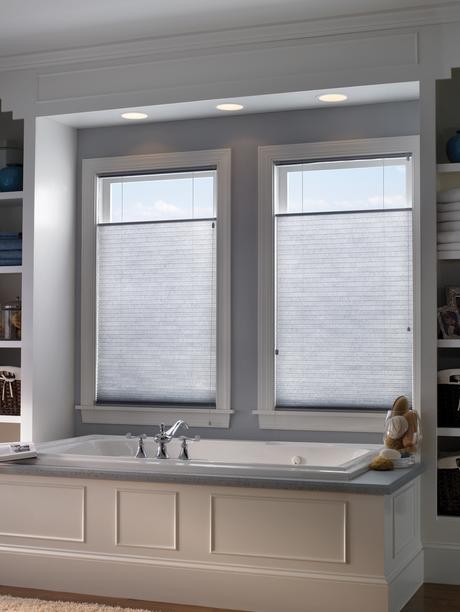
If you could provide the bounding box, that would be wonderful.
[0,164,23,192]
[447,131,460,163]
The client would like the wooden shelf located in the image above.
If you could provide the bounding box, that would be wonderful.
[0,266,21,274]
[438,427,460,436]
[438,339,460,347]
[0,415,20,424]
[0,191,22,202]
[0,341,21,348]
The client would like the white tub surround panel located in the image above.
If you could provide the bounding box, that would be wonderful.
[0,474,422,612]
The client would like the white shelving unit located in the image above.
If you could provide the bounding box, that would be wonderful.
[0,189,23,433]
[437,163,460,517]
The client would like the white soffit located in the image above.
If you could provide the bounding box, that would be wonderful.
[50,82,419,129]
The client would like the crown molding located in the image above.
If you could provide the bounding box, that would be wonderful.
[0,2,459,72]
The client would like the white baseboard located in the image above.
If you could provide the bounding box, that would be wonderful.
[424,542,460,584]
[388,550,424,612]
[0,544,391,612]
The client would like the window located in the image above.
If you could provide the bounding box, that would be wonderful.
[80,150,231,427]
[257,137,419,432]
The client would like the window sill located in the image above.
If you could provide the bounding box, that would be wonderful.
[76,405,233,428]
[253,410,386,433]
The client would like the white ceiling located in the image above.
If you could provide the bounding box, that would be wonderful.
[0,0,454,57]
[51,82,419,129]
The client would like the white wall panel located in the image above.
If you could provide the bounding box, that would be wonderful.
[210,494,347,562]
[0,481,84,542]
[116,489,177,550]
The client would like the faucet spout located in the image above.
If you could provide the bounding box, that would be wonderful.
[165,420,189,438]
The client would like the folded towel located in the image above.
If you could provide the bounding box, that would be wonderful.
[438,231,460,243]
[438,250,460,259]
[0,256,22,265]
[0,233,21,240]
[438,188,460,203]
[439,221,460,232]
[438,211,460,222]
[438,242,460,251]
[438,202,460,214]
[0,241,22,252]
[0,248,21,255]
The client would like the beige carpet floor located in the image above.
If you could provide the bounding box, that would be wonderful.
[0,596,151,611]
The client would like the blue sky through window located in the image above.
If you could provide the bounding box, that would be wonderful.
[108,171,215,222]
[281,157,410,214]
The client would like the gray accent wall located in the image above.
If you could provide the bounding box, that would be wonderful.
[76,100,419,443]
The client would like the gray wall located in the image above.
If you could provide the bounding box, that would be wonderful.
[76,100,420,443]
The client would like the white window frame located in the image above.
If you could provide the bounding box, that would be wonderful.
[255,136,420,432]
[78,149,232,427]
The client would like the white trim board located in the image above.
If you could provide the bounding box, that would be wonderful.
[424,542,460,584]
[80,149,231,427]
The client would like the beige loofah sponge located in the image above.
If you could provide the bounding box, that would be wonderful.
[369,456,394,471]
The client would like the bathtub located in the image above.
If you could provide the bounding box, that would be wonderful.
[36,435,379,481]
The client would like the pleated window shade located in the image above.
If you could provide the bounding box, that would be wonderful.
[96,170,217,405]
[274,157,413,409]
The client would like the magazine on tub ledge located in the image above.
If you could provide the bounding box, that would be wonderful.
[0,442,37,461]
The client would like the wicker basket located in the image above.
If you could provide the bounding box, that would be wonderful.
[0,367,20,416]
[438,454,460,516]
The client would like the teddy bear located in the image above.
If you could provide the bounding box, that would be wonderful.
[384,395,419,455]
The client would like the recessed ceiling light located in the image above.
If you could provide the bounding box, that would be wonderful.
[216,103,244,111]
[121,112,149,120]
[316,93,348,103]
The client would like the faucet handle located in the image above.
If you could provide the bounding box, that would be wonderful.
[178,435,200,461]
[126,432,147,439]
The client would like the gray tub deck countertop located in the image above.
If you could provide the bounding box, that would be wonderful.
[0,459,423,494]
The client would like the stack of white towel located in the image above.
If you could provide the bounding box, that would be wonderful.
[438,188,460,258]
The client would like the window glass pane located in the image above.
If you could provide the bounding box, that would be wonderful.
[274,157,413,410]
[96,169,217,405]
[286,170,303,213]
[101,170,215,223]
[278,157,410,214]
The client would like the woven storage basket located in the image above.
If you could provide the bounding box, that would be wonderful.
[438,369,460,427]
[0,367,20,416]
[438,455,460,516]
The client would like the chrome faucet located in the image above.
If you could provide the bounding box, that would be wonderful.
[126,433,148,458]
[153,420,189,459]
[178,435,200,460]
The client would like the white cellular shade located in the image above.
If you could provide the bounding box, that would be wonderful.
[275,209,413,409]
[96,220,216,404]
